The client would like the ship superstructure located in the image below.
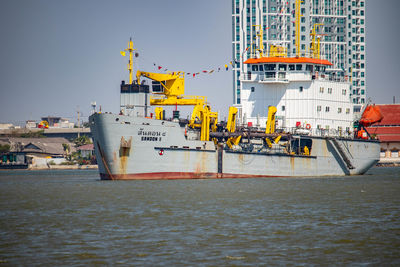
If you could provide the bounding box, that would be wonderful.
[239,56,353,136]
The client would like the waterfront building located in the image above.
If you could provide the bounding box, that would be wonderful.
[232,0,366,113]
[366,104,400,164]
[0,137,76,168]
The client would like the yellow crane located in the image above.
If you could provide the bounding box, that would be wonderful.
[226,107,241,149]
[265,106,281,148]
[136,70,218,141]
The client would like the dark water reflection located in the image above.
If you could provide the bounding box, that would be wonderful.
[0,167,399,266]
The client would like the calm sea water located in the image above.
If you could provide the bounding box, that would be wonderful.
[0,167,399,266]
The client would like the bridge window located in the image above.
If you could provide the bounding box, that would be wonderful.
[264,64,276,70]
[278,64,287,71]
[296,64,302,71]
[251,87,255,92]
[289,64,295,71]
[251,65,259,71]
[259,65,264,71]
[265,72,275,78]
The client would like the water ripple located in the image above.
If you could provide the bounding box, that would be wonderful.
[0,167,399,265]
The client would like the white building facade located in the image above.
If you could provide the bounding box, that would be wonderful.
[232,0,366,112]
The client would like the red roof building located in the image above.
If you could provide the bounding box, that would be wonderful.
[366,104,400,164]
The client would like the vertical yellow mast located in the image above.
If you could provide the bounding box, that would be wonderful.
[310,24,323,59]
[295,0,303,57]
[253,25,264,58]
[121,38,137,84]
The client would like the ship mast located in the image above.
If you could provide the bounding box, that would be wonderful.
[310,24,323,59]
[253,25,265,58]
[121,37,137,84]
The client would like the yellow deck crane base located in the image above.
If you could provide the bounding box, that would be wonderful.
[264,106,282,148]
[226,107,242,149]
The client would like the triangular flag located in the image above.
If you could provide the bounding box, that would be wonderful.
[209,70,214,74]
[225,64,228,70]
[202,70,208,73]
[120,51,126,56]
[193,73,195,77]
[218,68,221,72]
[158,66,162,70]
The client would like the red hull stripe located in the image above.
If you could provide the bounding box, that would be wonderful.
[99,172,283,180]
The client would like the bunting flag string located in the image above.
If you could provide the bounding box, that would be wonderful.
[151,60,238,78]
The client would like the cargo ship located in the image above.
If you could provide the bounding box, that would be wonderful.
[89,36,381,179]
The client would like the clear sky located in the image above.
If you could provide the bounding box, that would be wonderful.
[0,0,399,125]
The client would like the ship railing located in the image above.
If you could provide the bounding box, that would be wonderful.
[239,73,259,82]
[281,127,353,139]
[240,72,348,83]
[239,72,289,83]
[259,72,289,83]
[150,94,208,103]
[314,74,349,83]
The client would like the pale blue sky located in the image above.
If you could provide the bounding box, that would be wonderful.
[0,0,399,125]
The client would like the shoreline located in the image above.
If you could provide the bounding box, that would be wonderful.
[0,165,98,170]
[376,162,400,167]
[30,165,98,170]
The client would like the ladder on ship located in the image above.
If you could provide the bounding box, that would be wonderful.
[328,137,355,170]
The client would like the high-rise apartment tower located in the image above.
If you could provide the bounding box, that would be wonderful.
[232,0,366,112]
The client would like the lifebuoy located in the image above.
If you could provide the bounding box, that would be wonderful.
[306,124,311,130]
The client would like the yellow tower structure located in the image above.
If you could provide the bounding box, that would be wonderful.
[295,0,303,57]
[310,24,324,59]
[252,25,265,58]
[120,38,137,84]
